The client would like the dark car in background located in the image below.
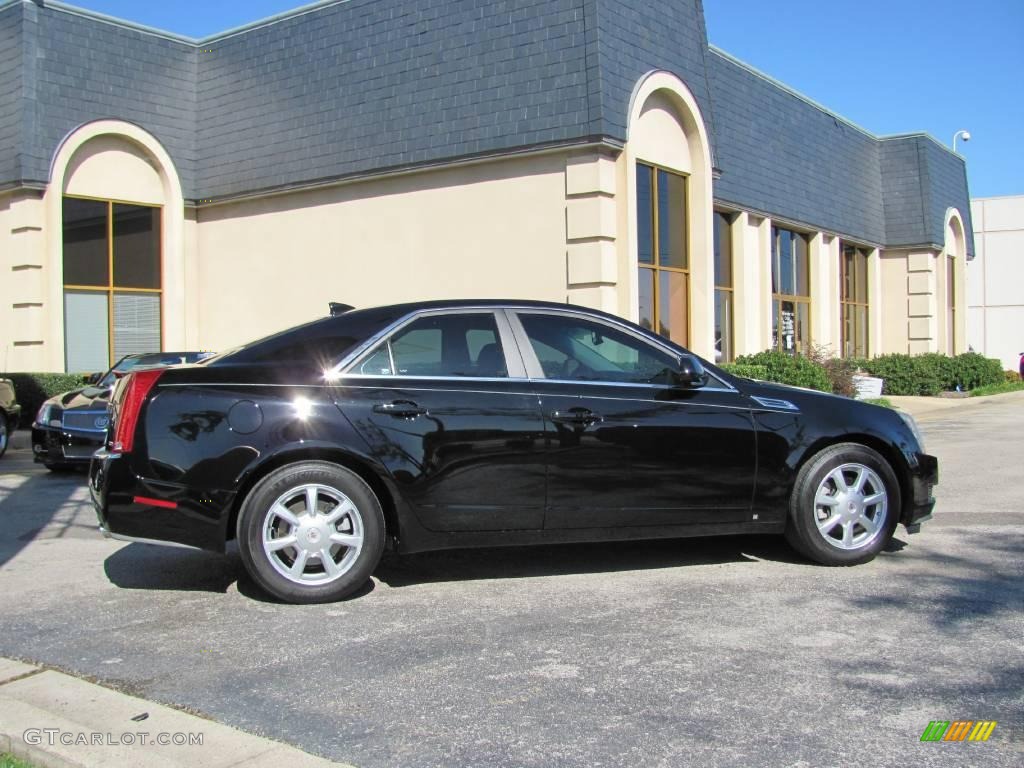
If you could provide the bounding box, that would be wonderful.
[0,377,21,460]
[90,300,938,604]
[33,352,214,470]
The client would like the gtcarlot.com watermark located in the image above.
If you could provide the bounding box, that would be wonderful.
[24,728,204,747]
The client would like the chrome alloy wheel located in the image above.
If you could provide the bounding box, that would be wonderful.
[262,483,365,585]
[812,462,888,551]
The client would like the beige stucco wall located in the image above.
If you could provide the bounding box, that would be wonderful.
[194,152,571,351]
[879,249,914,354]
[1,190,47,372]
[968,195,1024,370]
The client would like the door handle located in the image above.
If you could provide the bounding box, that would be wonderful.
[550,408,602,427]
[373,400,427,418]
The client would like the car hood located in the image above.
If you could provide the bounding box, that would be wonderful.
[44,385,113,412]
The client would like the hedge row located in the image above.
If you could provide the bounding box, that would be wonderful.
[0,373,88,428]
[720,351,1004,398]
[849,352,1004,396]
[728,351,832,392]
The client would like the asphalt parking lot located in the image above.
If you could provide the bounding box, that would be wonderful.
[1,394,1021,767]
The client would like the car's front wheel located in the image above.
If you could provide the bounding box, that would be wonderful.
[237,461,385,603]
[785,443,900,566]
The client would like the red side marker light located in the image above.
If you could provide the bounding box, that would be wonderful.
[133,496,178,510]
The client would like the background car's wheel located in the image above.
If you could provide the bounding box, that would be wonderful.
[0,417,8,459]
[784,443,900,566]
[236,461,385,604]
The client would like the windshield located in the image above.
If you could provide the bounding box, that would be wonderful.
[98,352,215,388]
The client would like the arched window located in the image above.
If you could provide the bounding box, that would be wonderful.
[628,73,714,357]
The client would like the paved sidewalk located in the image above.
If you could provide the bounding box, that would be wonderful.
[0,658,350,768]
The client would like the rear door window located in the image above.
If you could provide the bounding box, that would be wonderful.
[351,312,508,378]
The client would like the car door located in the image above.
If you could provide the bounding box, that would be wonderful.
[507,308,757,530]
[332,308,547,532]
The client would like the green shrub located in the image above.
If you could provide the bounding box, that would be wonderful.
[719,363,769,380]
[950,352,1003,391]
[733,350,831,392]
[858,354,942,396]
[1006,370,1021,383]
[854,352,1003,395]
[0,372,88,428]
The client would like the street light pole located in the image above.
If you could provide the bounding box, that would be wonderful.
[953,129,971,153]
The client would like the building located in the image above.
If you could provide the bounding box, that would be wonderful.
[967,195,1024,372]
[0,0,973,374]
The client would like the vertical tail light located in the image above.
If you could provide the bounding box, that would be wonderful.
[110,368,164,453]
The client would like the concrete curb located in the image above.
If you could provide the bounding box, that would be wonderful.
[0,658,353,768]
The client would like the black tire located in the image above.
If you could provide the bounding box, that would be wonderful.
[784,443,900,566]
[236,461,385,604]
[0,416,8,459]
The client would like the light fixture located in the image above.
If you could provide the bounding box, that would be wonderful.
[953,129,971,153]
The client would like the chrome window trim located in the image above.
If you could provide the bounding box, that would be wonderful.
[529,377,737,393]
[505,306,737,392]
[329,307,528,381]
[334,375,531,384]
[334,384,540,398]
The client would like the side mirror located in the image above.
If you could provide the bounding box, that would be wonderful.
[673,354,708,389]
[85,372,102,385]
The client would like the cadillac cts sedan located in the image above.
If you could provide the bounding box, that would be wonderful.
[90,300,937,604]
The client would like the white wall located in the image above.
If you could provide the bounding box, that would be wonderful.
[968,196,1024,371]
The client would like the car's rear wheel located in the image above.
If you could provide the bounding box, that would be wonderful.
[237,461,385,603]
[785,443,900,566]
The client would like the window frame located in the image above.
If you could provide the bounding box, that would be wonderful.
[770,226,812,355]
[839,242,871,358]
[713,210,735,363]
[61,193,164,369]
[636,161,691,347]
[341,308,525,380]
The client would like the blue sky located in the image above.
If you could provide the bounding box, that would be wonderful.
[66,0,1023,198]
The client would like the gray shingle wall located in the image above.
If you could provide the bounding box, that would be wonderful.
[0,0,974,257]
[879,137,928,247]
[922,139,975,256]
[879,136,974,256]
[0,3,23,184]
[22,3,197,194]
[588,0,717,153]
[709,50,886,245]
[196,0,591,198]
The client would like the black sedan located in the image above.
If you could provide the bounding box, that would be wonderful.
[90,301,937,604]
[33,352,214,470]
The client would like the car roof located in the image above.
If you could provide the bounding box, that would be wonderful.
[343,299,624,320]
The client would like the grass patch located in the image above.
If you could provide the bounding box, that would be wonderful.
[970,381,1024,397]
[863,397,894,409]
[1,754,38,768]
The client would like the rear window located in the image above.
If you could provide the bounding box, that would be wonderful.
[210,307,404,367]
